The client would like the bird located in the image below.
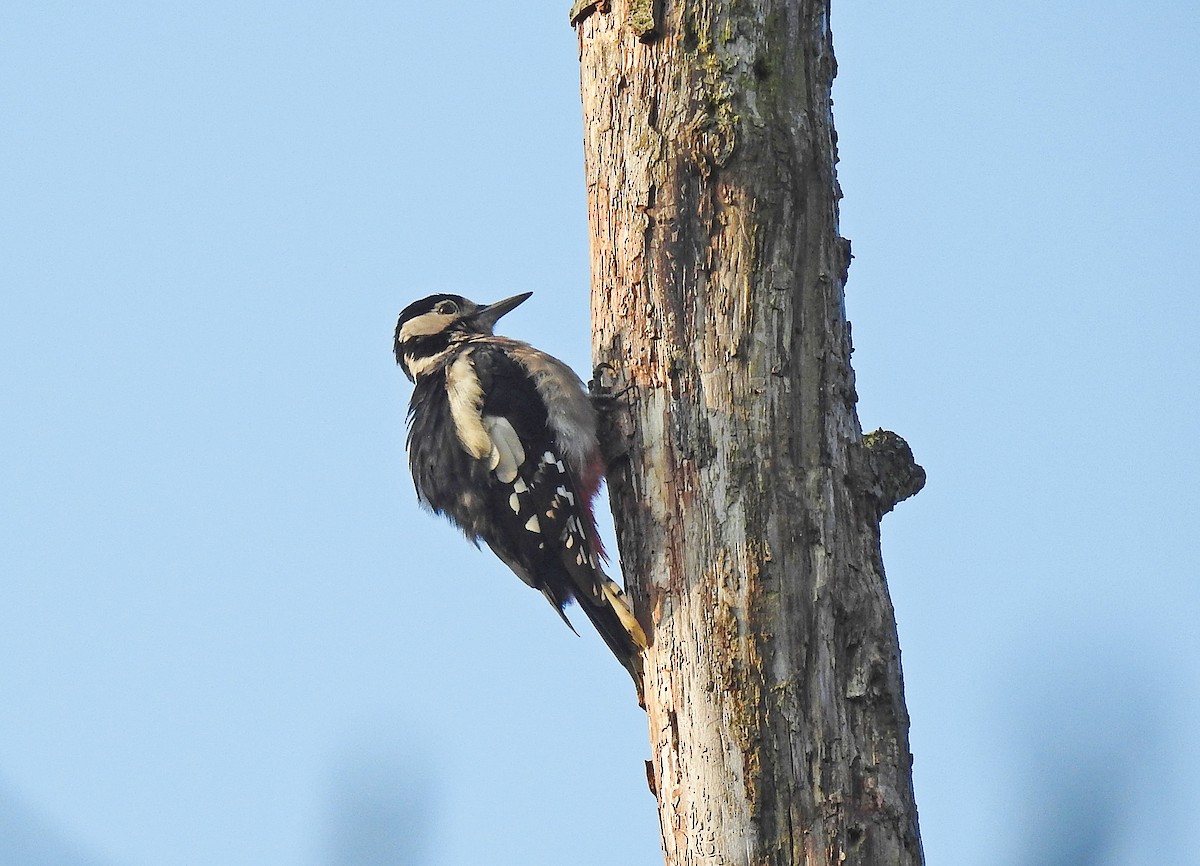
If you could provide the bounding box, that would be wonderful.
[394,291,647,694]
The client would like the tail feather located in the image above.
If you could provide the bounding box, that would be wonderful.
[574,574,647,700]
[540,588,581,636]
[599,576,647,651]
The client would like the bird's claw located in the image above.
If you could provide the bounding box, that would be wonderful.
[589,362,632,403]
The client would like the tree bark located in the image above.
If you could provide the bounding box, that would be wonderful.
[575,2,924,864]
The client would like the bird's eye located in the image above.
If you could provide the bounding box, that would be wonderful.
[435,300,459,315]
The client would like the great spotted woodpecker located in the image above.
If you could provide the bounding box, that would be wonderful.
[394,292,647,692]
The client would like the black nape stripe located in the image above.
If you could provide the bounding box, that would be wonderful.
[397,329,453,363]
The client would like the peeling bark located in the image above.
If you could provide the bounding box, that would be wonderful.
[576,2,924,864]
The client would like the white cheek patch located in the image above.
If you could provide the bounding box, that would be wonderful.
[398,312,454,343]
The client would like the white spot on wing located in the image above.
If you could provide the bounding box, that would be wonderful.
[525,514,542,533]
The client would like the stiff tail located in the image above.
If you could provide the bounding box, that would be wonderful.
[575,574,648,701]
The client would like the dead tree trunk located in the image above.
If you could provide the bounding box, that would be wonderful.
[574,2,925,864]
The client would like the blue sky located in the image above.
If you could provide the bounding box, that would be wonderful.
[2,2,1197,865]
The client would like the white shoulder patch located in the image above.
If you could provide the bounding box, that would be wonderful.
[483,415,526,483]
[446,351,491,460]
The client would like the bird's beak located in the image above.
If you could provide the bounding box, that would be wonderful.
[468,292,532,332]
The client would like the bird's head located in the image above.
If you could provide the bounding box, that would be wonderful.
[394,292,531,381]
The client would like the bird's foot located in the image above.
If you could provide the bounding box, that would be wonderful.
[588,362,633,405]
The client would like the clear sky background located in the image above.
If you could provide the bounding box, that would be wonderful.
[2,2,1197,865]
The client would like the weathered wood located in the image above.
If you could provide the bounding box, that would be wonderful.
[576,2,924,864]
